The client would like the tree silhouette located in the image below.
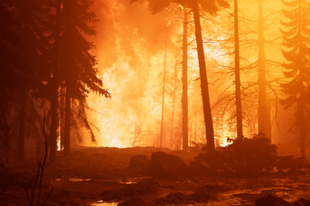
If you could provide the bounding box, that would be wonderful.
[50,0,61,163]
[257,0,272,140]
[280,0,310,158]
[0,1,31,163]
[12,0,52,161]
[132,0,229,152]
[233,0,243,139]
[182,8,189,152]
[58,0,110,156]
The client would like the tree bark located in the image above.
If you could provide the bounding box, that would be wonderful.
[50,0,61,163]
[300,112,306,158]
[64,85,71,156]
[234,0,243,139]
[60,85,65,150]
[258,0,271,140]
[159,33,167,148]
[170,62,177,149]
[18,92,26,161]
[182,8,189,152]
[192,0,215,151]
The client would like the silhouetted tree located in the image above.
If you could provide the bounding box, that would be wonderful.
[280,0,310,158]
[234,0,243,139]
[132,0,229,152]
[159,36,167,148]
[257,0,271,140]
[182,8,189,152]
[0,1,30,163]
[12,0,52,161]
[59,0,110,155]
[50,0,61,163]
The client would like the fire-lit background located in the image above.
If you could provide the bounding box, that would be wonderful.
[81,0,288,149]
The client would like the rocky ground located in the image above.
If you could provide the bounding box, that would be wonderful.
[0,144,310,206]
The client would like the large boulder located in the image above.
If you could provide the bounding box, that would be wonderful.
[129,155,150,170]
[292,197,310,206]
[189,161,210,176]
[144,151,191,180]
[255,194,290,206]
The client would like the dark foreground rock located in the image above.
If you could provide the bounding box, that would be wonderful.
[189,161,209,176]
[255,194,290,206]
[129,155,150,170]
[292,197,310,206]
[144,151,191,180]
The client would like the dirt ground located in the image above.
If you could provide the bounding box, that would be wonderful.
[1,144,310,206]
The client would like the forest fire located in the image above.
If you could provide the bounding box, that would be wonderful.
[2,0,310,205]
[85,0,243,149]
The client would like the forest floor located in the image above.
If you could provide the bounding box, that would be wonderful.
[1,144,310,206]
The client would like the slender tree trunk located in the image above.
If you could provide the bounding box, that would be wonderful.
[64,85,71,156]
[300,113,306,158]
[60,85,65,150]
[299,109,308,158]
[194,115,197,143]
[258,0,271,140]
[134,121,137,146]
[189,118,192,148]
[18,92,26,161]
[182,8,189,152]
[134,100,137,147]
[50,0,61,163]
[234,0,243,139]
[159,34,167,148]
[192,0,215,151]
[170,62,177,149]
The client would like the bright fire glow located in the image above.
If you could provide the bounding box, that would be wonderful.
[80,0,283,148]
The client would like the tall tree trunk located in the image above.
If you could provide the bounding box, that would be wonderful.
[18,92,26,161]
[60,85,65,150]
[159,34,167,148]
[64,85,71,156]
[134,100,137,147]
[258,0,271,140]
[194,115,197,143]
[170,62,177,149]
[234,0,243,139]
[192,0,215,151]
[50,0,61,163]
[300,111,306,158]
[182,8,189,152]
